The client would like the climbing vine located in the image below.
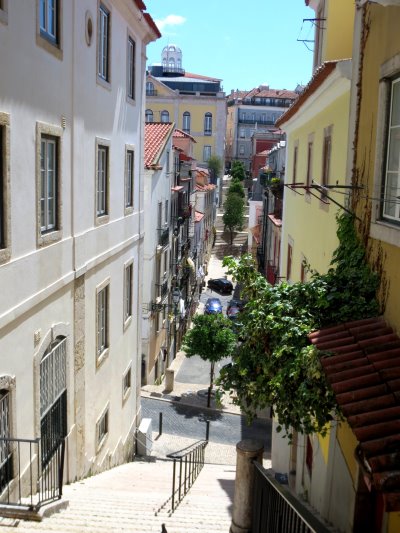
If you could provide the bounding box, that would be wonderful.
[217,213,380,439]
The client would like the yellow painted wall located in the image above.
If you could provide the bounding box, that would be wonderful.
[388,512,400,533]
[281,90,350,280]
[324,0,355,62]
[354,5,400,333]
[337,421,358,485]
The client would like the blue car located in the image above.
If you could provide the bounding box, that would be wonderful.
[204,298,223,314]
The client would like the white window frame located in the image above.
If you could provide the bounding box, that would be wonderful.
[122,364,132,402]
[203,145,211,162]
[40,0,58,43]
[161,110,169,123]
[96,403,109,450]
[0,112,10,263]
[204,113,212,136]
[36,122,63,247]
[40,136,57,233]
[183,112,191,133]
[145,109,153,123]
[123,260,133,327]
[371,54,400,246]
[125,147,134,213]
[96,279,110,365]
[98,3,110,83]
[127,36,135,101]
[95,138,110,224]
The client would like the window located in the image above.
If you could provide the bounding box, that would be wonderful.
[145,109,153,123]
[321,130,332,197]
[306,141,313,188]
[127,37,135,100]
[165,199,169,225]
[146,81,155,96]
[124,262,133,323]
[98,4,110,82]
[123,366,131,398]
[40,136,58,233]
[239,128,245,139]
[96,144,108,217]
[125,149,134,210]
[97,284,109,359]
[203,145,211,162]
[182,112,191,133]
[96,407,109,447]
[166,150,170,175]
[286,243,292,281]
[383,77,400,221]
[0,114,10,262]
[204,113,212,135]
[0,390,12,492]
[39,0,59,44]
[292,145,298,184]
[239,145,245,156]
[161,110,169,123]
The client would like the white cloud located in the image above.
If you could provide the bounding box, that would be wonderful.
[155,14,186,31]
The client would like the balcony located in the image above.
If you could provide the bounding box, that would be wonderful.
[156,279,169,300]
[146,89,158,96]
[204,129,212,136]
[162,66,185,76]
[158,227,170,248]
[238,118,275,126]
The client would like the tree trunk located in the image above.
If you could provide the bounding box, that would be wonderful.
[230,230,233,245]
[207,361,215,408]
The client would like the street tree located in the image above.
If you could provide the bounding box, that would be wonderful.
[182,313,237,407]
[223,192,245,244]
[218,213,380,439]
[230,160,246,181]
[207,155,223,184]
[228,178,245,198]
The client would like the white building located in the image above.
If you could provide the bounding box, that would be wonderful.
[0,0,159,500]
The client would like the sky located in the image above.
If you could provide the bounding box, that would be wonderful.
[144,0,315,94]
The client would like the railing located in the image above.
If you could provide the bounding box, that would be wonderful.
[0,437,65,512]
[162,66,185,76]
[156,279,168,300]
[252,462,332,533]
[156,440,208,517]
[158,227,170,248]
[238,118,275,125]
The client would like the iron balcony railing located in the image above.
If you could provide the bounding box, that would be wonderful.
[156,279,168,300]
[162,66,185,76]
[238,118,275,125]
[156,440,208,517]
[252,462,332,533]
[0,437,65,514]
[158,227,170,248]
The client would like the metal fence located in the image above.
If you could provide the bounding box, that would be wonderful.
[252,462,332,533]
[0,436,65,512]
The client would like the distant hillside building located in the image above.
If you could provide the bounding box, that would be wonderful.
[146,45,226,168]
[226,86,299,171]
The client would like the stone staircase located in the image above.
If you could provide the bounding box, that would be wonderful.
[0,459,235,533]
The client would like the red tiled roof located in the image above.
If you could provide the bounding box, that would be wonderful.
[310,317,400,511]
[195,184,215,192]
[144,122,174,168]
[171,185,184,192]
[245,88,298,99]
[276,61,339,128]
[173,129,197,143]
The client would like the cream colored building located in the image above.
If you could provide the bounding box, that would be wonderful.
[145,45,226,169]
[0,0,159,499]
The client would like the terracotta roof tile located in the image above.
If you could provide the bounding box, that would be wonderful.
[144,122,174,168]
[311,317,400,510]
[173,128,197,143]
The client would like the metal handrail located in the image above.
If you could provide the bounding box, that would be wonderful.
[156,440,208,517]
[252,462,332,533]
[0,437,65,512]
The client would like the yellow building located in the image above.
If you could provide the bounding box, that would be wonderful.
[145,45,226,170]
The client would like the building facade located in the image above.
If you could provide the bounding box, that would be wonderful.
[145,45,226,168]
[0,0,159,498]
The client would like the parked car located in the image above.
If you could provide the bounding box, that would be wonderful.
[207,278,233,294]
[226,303,241,320]
[204,298,223,314]
[226,299,245,317]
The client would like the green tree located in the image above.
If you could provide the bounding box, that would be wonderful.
[218,213,380,438]
[231,161,246,181]
[223,193,245,244]
[183,313,237,407]
[207,155,223,184]
[228,179,245,198]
